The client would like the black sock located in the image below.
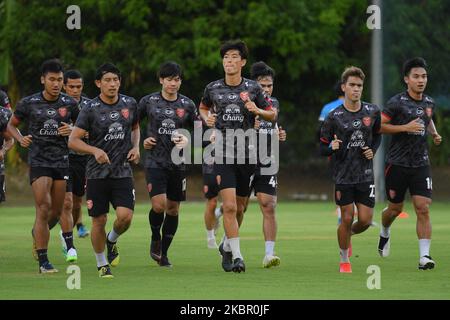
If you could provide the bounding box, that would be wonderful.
[76,223,83,231]
[161,214,179,256]
[149,209,164,241]
[48,218,59,230]
[37,249,48,266]
[62,232,74,250]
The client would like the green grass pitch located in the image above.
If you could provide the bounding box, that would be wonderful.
[1,201,449,299]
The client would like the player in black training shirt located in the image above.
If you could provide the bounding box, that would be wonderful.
[7,59,79,273]
[0,105,13,203]
[139,61,198,267]
[0,89,11,110]
[320,66,381,273]
[69,63,140,278]
[377,58,441,270]
[199,40,277,273]
[62,70,90,241]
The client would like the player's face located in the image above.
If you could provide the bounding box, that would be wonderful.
[257,76,274,97]
[342,76,363,102]
[96,73,120,98]
[160,76,181,96]
[404,67,427,94]
[41,72,63,98]
[64,78,83,101]
[222,50,246,76]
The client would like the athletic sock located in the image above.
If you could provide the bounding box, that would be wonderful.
[95,251,108,268]
[340,248,349,262]
[265,241,275,256]
[149,209,164,241]
[161,214,179,256]
[107,229,120,243]
[419,239,431,257]
[228,237,243,260]
[206,229,215,240]
[37,249,48,266]
[380,225,390,238]
[62,232,75,250]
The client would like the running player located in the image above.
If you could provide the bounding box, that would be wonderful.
[69,63,140,278]
[139,61,198,267]
[0,103,13,203]
[377,57,441,270]
[8,59,80,272]
[320,66,381,273]
[199,40,277,273]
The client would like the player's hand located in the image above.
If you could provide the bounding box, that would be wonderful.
[127,147,140,164]
[278,126,287,142]
[20,135,32,148]
[143,137,157,150]
[93,148,110,164]
[404,118,424,134]
[172,133,189,150]
[331,134,342,151]
[84,131,89,139]
[432,133,442,146]
[362,146,374,160]
[0,150,4,161]
[206,113,217,128]
[58,122,72,136]
[245,101,260,115]
[254,116,261,129]
[209,130,216,143]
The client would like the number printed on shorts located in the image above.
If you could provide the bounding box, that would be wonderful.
[269,176,277,188]
[369,184,375,198]
[426,177,432,190]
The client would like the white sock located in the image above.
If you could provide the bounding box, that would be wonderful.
[419,239,431,257]
[206,229,215,240]
[380,225,390,238]
[340,249,349,262]
[95,251,108,268]
[107,229,120,243]
[228,237,243,260]
[265,241,275,256]
[215,206,223,219]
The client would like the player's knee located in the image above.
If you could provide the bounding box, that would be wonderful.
[37,202,51,215]
[118,213,133,227]
[63,199,73,213]
[208,198,218,208]
[341,214,354,225]
[415,204,430,217]
[152,204,165,214]
[222,202,237,215]
[260,199,276,215]
[92,215,107,228]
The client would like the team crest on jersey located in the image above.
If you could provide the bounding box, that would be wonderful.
[58,107,67,118]
[110,111,120,121]
[47,108,57,117]
[121,108,129,119]
[416,108,424,116]
[352,119,362,129]
[363,117,371,127]
[240,91,249,101]
[426,107,433,118]
[176,108,185,118]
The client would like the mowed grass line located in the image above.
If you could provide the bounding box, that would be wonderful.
[1,202,450,299]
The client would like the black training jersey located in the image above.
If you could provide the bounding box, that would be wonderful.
[139,92,198,170]
[257,96,280,168]
[201,78,272,161]
[320,102,381,184]
[69,96,91,157]
[14,92,79,168]
[0,106,12,175]
[383,92,435,168]
[0,90,11,110]
[75,94,139,179]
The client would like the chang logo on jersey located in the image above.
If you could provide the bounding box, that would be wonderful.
[259,120,274,135]
[158,119,176,135]
[110,111,120,121]
[40,119,59,136]
[352,119,362,129]
[104,122,125,141]
[223,104,244,122]
[47,108,57,118]
[347,130,366,148]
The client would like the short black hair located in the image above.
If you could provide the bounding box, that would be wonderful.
[64,70,83,84]
[95,63,121,81]
[41,59,64,76]
[220,40,249,60]
[403,57,427,76]
[158,61,183,79]
[250,61,275,81]
[333,80,344,97]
